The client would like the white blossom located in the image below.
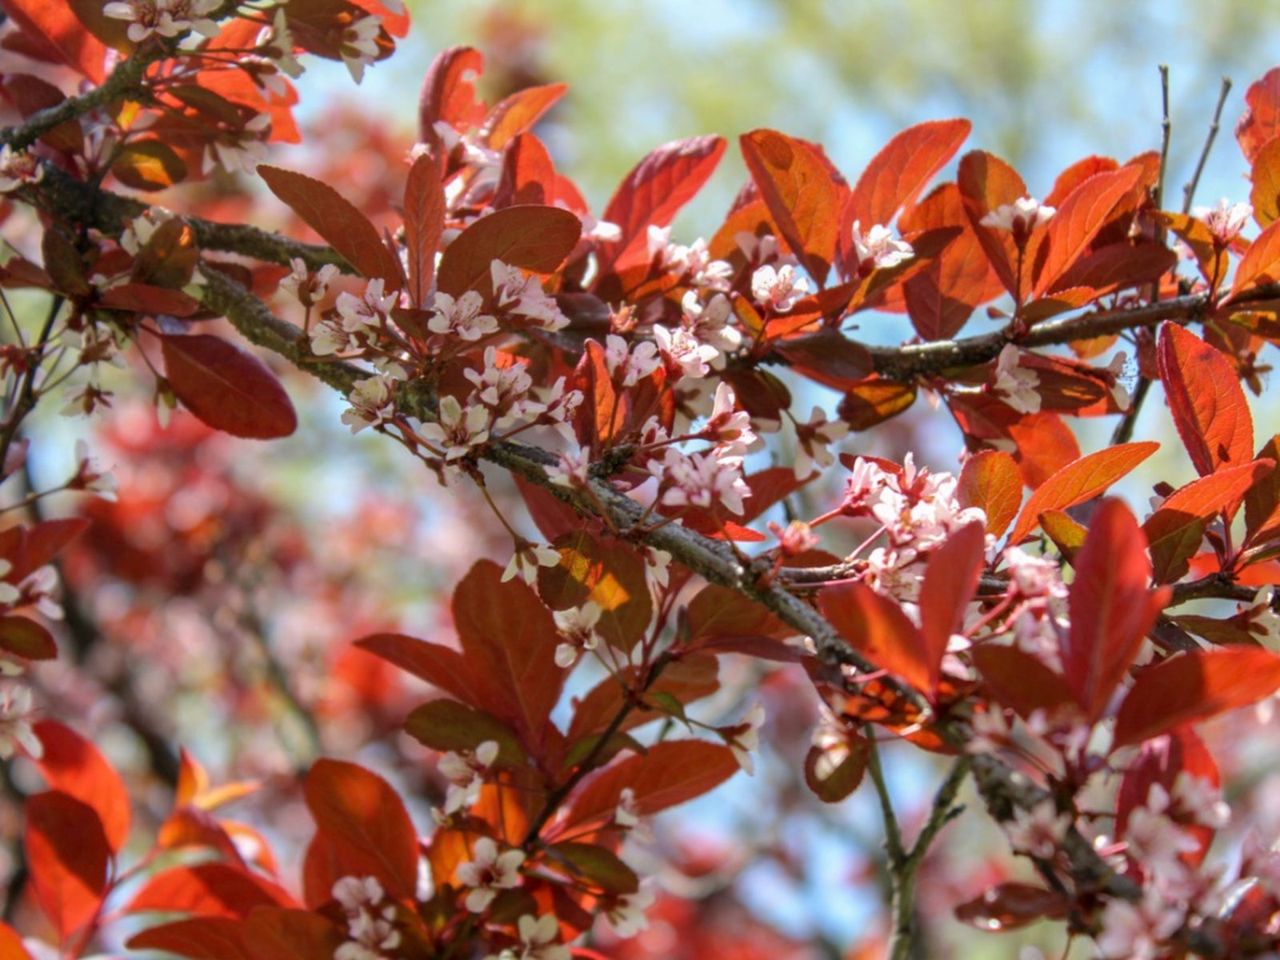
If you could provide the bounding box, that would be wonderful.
[341,375,398,433]
[553,602,602,668]
[750,263,810,313]
[0,146,43,194]
[491,261,569,331]
[850,220,914,275]
[339,14,382,84]
[604,886,655,938]
[457,837,525,913]
[102,0,220,44]
[438,740,499,815]
[509,914,569,960]
[993,344,1041,414]
[1094,888,1183,960]
[1003,799,1070,859]
[502,542,561,584]
[725,703,765,775]
[1194,198,1252,245]
[0,686,40,759]
[980,196,1056,238]
[603,335,661,387]
[652,324,718,379]
[419,396,490,461]
[428,290,499,342]
[792,407,847,479]
[704,382,756,455]
[649,447,751,516]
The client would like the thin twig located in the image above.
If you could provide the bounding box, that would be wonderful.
[1182,76,1233,215]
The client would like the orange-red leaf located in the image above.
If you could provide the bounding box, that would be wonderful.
[819,581,931,693]
[1032,166,1144,297]
[1251,137,1280,227]
[1144,460,1275,582]
[481,82,567,150]
[1156,322,1253,477]
[741,129,844,282]
[1246,435,1280,546]
[1233,215,1280,296]
[33,721,131,853]
[561,740,739,835]
[956,450,1022,538]
[0,922,32,960]
[1237,67,1280,165]
[972,644,1076,719]
[599,136,727,270]
[436,205,581,299]
[160,334,297,440]
[258,165,401,285]
[849,119,971,228]
[353,633,489,709]
[127,863,294,919]
[1061,500,1168,720]
[126,917,251,960]
[417,46,486,145]
[0,0,110,81]
[303,759,418,901]
[957,150,1028,295]
[1008,442,1159,543]
[26,791,110,940]
[1114,647,1280,749]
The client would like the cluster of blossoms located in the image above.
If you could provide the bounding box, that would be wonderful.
[646,226,733,292]
[830,454,987,602]
[331,876,402,960]
[102,0,220,44]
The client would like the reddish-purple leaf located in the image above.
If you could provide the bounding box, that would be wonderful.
[819,581,931,694]
[955,883,1069,931]
[452,560,567,753]
[403,151,445,309]
[919,522,986,693]
[1061,500,1169,720]
[0,0,110,81]
[972,644,1076,719]
[1008,442,1158,544]
[160,334,297,440]
[304,759,418,901]
[1114,647,1280,749]
[561,740,739,835]
[127,863,294,919]
[435,205,581,299]
[353,633,488,708]
[599,136,726,270]
[1156,322,1253,477]
[259,165,401,285]
[417,46,486,146]
[1246,436,1280,546]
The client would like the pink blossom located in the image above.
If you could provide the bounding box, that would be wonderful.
[1195,198,1252,245]
[980,196,1056,241]
[850,221,914,276]
[750,263,810,313]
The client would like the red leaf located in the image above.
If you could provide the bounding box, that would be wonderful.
[1237,67,1280,164]
[955,883,1069,931]
[304,759,418,901]
[403,151,445,309]
[26,791,110,940]
[353,633,489,707]
[919,522,986,693]
[972,645,1076,719]
[33,720,130,853]
[1007,441,1159,544]
[4,517,89,581]
[127,917,252,960]
[418,46,486,146]
[599,136,727,270]
[160,334,297,440]
[1006,412,1081,489]
[773,329,874,389]
[98,283,200,317]
[127,863,294,919]
[741,129,844,281]
[1246,435,1280,546]
[561,740,739,835]
[819,581,931,693]
[1032,166,1144,296]
[481,83,567,150]
[436,204,581,300]
[1144,460,1275,581]
[957,150,1028,295]
[258,165,401,285]
[1232,216,1280,295]
[0,0,109,81]
[899,183,1004,340]
[1061,500,1169,720]
[956,450,1022,538]
[495,133,556,207]
[452,560,567,752]
[1156,323,1253,477]
[1250,137,1280,227]
[849,119,971,228]
[1114,647,1280,749]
